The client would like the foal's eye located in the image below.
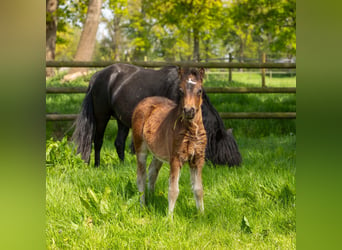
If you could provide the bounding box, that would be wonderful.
[179,88,184,96]
[197,89,202,96]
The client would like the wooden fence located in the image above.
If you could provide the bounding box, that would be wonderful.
[46,60,295,69]
[46,61,296,121]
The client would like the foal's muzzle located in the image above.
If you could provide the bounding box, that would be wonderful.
[183,107,195,120]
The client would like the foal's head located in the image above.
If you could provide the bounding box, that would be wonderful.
[177,68,205,120]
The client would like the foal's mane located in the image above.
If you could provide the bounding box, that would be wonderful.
[179,67,203,80]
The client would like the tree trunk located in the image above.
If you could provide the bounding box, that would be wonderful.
[238,33,246,72]
[64,0,102,81]
[204,38,209,62]
[46,0,58,77]
[193,27,200,62]
[187,29,191,61]
[112,14,121,61]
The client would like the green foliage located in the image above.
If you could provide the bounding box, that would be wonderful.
[58,0,89,28]
[227,0,296,57]
[79,187,112,223]
[55,25,82,60]
[54,0,296,62]
[241,216,252,234]
[46,137,84,166]
[142,0,223,61]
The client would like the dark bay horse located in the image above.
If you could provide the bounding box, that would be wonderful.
[72,63,242,167]
[132,68,207,213]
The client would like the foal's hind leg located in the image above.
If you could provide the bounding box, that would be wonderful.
[136,142,148,206]
[148,157,163,193]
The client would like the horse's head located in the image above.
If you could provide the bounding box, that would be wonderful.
[178,67,205,120]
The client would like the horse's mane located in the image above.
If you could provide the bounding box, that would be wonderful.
[201,90,227,132]
[162,66,180,103]
[201,89,242,166]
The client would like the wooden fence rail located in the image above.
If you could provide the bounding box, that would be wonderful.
[46,112,296,121]
[46,60,296,69]
[46,86,296,94]
[46,61,296,120]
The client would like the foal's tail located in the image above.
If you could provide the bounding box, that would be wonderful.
[72,88,95,163]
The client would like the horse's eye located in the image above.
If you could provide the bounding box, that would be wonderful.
[197,89,202,96]
[179,88,184,96]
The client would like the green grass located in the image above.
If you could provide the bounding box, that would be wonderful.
[46,134,295,249]
[46,69,296,248]
[205,71,296,137]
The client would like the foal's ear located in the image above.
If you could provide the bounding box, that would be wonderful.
[199,68,205,80]
[178,67,184,79]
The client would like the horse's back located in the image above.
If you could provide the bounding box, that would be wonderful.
[90,64,177,127]
[132,96,176,127]
[89,64,139,96]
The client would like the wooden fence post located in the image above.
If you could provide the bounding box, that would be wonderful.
[261,52,266,88]
[228,53,232,83]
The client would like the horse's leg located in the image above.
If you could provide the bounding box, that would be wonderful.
[94,115,110,167]
[190,159,204,212]
[148,157,163,193]
[129,140,135,154]
[168,158,181,214]
[114,120,129,161]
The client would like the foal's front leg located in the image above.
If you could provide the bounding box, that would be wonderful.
[168,158,181,214]
[190,157,205,213]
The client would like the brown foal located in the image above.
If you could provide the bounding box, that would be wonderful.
[132,67,207,214]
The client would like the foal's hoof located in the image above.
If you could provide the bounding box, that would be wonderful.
[139,192,146,207]
[167,211,174,221]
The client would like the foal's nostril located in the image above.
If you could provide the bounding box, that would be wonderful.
[184,107,195,118]
[184,107,194,113]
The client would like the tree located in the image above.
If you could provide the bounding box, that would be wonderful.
[217,5,258,63]
[46,0,59,77]
[46,0,86,76]
[64,0,103,81]
[100,0,129,61]
[227,0,296,59]
[123,0,153,61]
[49,0,296,67]
[144,0,222,62]
[55,24,82,61]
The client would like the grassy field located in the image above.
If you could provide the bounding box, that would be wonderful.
[46,69,296,249]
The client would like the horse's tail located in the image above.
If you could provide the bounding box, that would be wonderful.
[72,87,95,163]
